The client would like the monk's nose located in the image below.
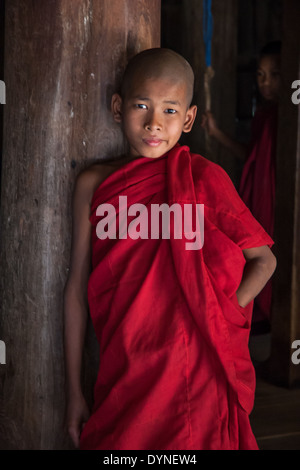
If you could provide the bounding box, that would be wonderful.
[262,74,271,85]
[144,112,162,131]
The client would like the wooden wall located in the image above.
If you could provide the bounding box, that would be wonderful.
[161,0,283,185]
[162,0,239,182]
[269,0,300,387]
[0,0,4,183]
[0,0,160,450]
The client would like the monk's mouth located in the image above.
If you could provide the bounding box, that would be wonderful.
[143,138,164,147]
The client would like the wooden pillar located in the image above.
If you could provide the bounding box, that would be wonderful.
[162,0,238,182]
[0,0,160,450]
[269,0,300,387]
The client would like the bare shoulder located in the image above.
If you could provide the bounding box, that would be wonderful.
[74,155,130,204]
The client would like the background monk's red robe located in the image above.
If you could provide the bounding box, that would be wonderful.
[239,104,277,328]
[79,145,273,450]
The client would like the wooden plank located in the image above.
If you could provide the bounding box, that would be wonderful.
[250,377,300,450]
[162,0,239,181]
[269,0,300,387]
[0,0,160,450]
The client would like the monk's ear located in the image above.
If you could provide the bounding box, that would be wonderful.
[182,105,197,133]
[111,93,123,123]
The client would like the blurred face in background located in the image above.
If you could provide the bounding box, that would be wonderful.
[256,54,281,103]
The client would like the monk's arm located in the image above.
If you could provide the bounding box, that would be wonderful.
[201,110,247,161]
[236,245,277,308]
[63,170,94,447]
[212,129,247,161]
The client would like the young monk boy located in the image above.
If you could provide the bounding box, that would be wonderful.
[63,48,276,450]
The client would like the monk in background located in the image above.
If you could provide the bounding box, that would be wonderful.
[64,48,276,450]
[201,42,281,334]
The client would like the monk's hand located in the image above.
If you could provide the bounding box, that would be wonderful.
[201,110,219,137]
[65,393,90,448]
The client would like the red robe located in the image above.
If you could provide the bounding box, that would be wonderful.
[79,144,273,450]
[239,104,277,326]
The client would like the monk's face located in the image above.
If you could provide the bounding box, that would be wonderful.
[256,54,281,103]
[112,75,197,159]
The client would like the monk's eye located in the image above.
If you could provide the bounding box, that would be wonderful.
[165,108,176,114]
[135,103,147,109]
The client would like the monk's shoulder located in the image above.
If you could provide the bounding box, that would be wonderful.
[75,156,130,202]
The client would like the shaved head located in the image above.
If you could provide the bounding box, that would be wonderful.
[120,48,195,108]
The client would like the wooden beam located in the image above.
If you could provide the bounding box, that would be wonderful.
[269,0,300,388]
[163,0,238,182]
[0,0,160,449]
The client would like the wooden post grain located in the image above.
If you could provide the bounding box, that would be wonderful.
[269,0,300,388]
[0,0,160,449]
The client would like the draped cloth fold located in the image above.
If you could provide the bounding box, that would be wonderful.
[79,144,273,450]
[239,104,277,325]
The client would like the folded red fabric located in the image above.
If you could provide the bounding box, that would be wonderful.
[80,144,273,450]
[239,104,277,323]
